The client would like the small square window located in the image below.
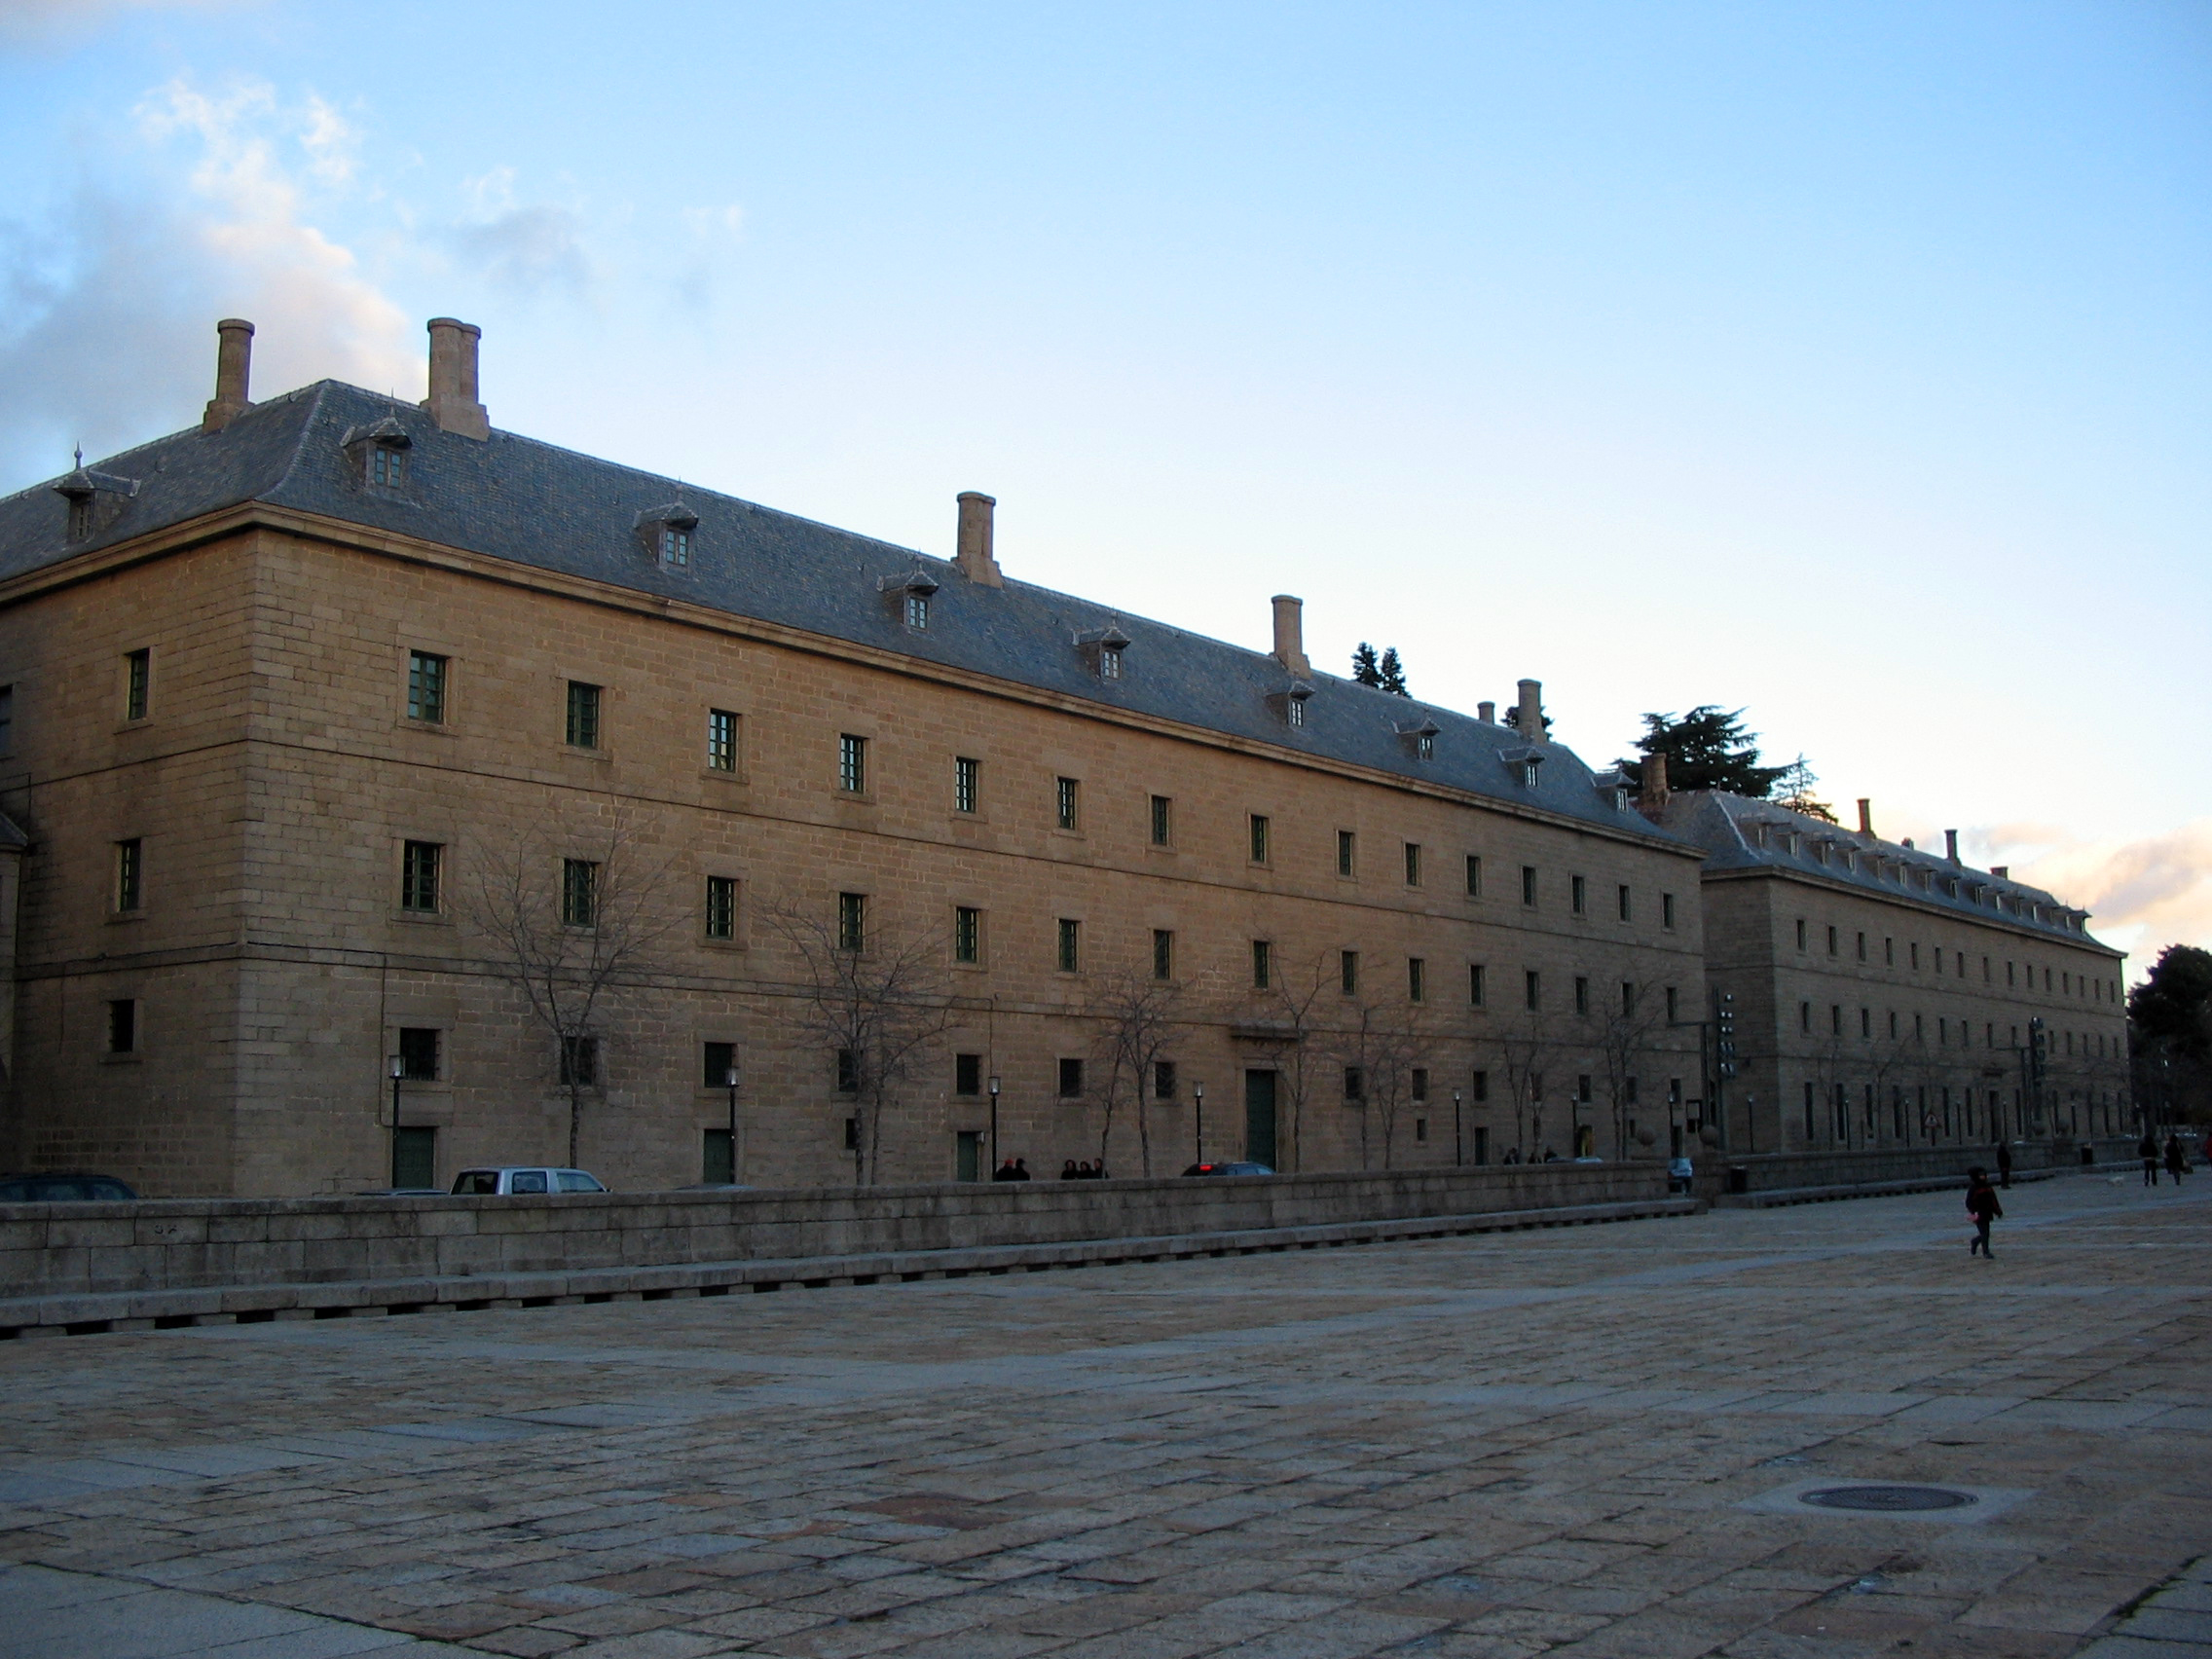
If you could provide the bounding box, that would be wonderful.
[954,756,979,814]
[838,891,866,952]
[1251,938,1272,989]
[371,445,407,488]
[408,651,447,723]
[660,525,690,566]
[1341,949,1359,994]
[107,998,137,1054]
[1404,842,1422,886]
[705,875,738,940]
[401,840,442,913]
[1249,814,1271,864]
[1057,917,1082,973]
[704,1041,738,1089]
[124,648,150,722]
[1153,928,1175,981]
[707,709,740,772]
[1056,777,1081,830]
[955,1052,982,1095]
[955,905,981,964]
[1058,1057,1085,1097]
[839,733,867,793]
[904,592,929,629]
[398,1027,440,1083]
[566,681,602,750]
[114,837,143,911]
[1150,794,1172,846]
[562,858,599,927]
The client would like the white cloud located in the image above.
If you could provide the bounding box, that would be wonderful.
[0,76,413,487]
[1982,818,2212,977]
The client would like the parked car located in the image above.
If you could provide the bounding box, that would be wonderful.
[450,1167,607,1196]
[0,1171,138,1201]
[1180,1161,1274,1177]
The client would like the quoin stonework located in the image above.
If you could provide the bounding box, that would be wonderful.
[0,319,2127,1196]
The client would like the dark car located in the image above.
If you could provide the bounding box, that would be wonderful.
[1180,1161,1275,1177]
[0,1171,138,1201]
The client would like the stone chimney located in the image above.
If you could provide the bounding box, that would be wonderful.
[1477,701,1494,723]
[1270,595,1310,677]
[424,318,490,439]
[201,318,255,433]
[1516,679,1545,741]
[1639,751,1671,822]
[1944,829,1960,864]
[1857,798,1873,836]
[954,492,1003,586]
[1991,865,2009,878]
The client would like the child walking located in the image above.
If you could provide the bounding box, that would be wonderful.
[1967,1167,2003,1258]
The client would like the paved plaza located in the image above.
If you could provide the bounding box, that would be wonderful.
[0,1174,2205,1659]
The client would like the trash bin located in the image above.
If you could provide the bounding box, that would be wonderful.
[1727,1164,1750,1195]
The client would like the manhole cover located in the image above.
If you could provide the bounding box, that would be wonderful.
[1800,1485,1976,1513]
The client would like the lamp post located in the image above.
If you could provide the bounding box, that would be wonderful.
[723,1062,740,1184]
[987,1075,1001,1171]
[387,1055,403,1190]
[1193,1080,1204,1166]
[1453,1088,1462,1166]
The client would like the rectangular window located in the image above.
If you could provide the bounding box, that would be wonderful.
[838,733,866,793]
[704,875,738,940]
[1251,938,1272,989]
[1344,1065,1365,1101]
[955,905,981,964]
[1910,941,1921,970]
[1150,794,1172,845]
[1577,1074,1593,1104]
[1857,931,1867,961]
[399,1027,440,1083]
[1795,918,1807,950]
[1407,957,1426,1003]
[1525,969,1541,1011]
[1617,884,1631,922]
[1057,917,1082,973]
[1338,830,1356,877]
[1412,1067,1428,1102]
[1800,1001,1812,1034]
[400,840,442,913]
[1404,842,1422,886]
[1574,975,1590,1015]
[1056,776,1081,830]
[1465,853,1483,897]
[904,592,929,629]
[371,444,406,488]
[559,1036,599,1087]
[1522,866,1538,906]
[1342,949,1359,994]
[1152,928,1174,981]
[1249,813,1271,864]
[1662,892,1677,930]
[0,682,13,756]
[838,891,866,952]
[1861,1008,1872,1038]
[561,859,598,927]
[1571,874,1587,914]
[1826,925,1839,955]
[1665,985,1677,1022]
[1470,1070,1489,1102]
[954,756,979,813]
[1468,963,1486,1007]
[1153,1059,1178,1099]
[565,681,601,749]
[1884,937,1895,966]
[707,709,739,772]
[835,1048,858,1093]
[1620,980,1637,1015]
[703,1041,737,1089]
[1831,1005,1843,1036]
[114,838,142,911]
[124,648,150,721]
[955,1052,982,1096]
[1058,1057,1085,1098]
[407,651,447,722]
[107,998,136,1054]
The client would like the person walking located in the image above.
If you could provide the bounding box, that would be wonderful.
[1966,1167,2002,1258]
[1995,1139,2012,1190]
[2166,1134,2190,1183]
[2140,1131,2161,1187]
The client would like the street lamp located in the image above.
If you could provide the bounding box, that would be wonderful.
[1452,1088,1462,1166]
[387,1054,404,1190]
[987,1075,1001,1171]
[1193,1080,1204,1165]
[723,1062,740,1184]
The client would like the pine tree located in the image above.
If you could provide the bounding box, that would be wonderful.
[1351,643,1383,687]
[1772,756,1838,823]
[1377,647,1409,697]
[1614,706,1789,797]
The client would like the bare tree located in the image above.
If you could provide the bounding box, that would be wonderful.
[465,806,685,1168]
[768,897,949,1186]
[1247,951,1333,1174]
[1493,1008,1554,1161]
[1331,999,1423,1169]
[1595,979,1670,1159]
[1087,970,1181,1176]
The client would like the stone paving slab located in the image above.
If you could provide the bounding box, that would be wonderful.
[0,1175,2203,1657]
[0,1561,469,1656]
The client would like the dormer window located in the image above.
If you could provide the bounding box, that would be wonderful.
[1074,623,1131,680]
[905,592,930,629]
[1286,692,1305,727]
[1267,681,1314,729]
[1593,770,1631,813]
[1100,644,1123,679]
[636,502,701,568]
[54,460,139,541]
[343,417,414,494]
[880,567,940,630]
[371,444,406,488]
[1501,746,1543,789]
[1397,716,1441,761]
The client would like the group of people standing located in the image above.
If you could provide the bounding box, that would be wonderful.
[2139,1132,2193,1186]
[988,1157,1114,1181]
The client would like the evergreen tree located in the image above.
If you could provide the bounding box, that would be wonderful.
[1351,643,1383,687]
[1772,756,1839,823]
[2131,945,2212,1066]
[1614,706,1789,797]
[1377,647,1409,697]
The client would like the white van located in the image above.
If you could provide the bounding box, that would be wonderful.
[450,1166,606,1196]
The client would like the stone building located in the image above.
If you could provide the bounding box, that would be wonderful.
[0,319,1711,1197]
[1651,780,2129,1156]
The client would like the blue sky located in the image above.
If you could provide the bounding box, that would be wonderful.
[3,0,2207,969]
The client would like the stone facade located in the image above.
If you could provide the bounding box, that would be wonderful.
[0,323,1714,1197]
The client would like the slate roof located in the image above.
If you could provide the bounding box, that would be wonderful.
[0,380,1689,848]
[1658,790,2114,950]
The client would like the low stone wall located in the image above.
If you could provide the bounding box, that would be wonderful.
[1702,1138,2137,1199]
[0,1163,1667,1302]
